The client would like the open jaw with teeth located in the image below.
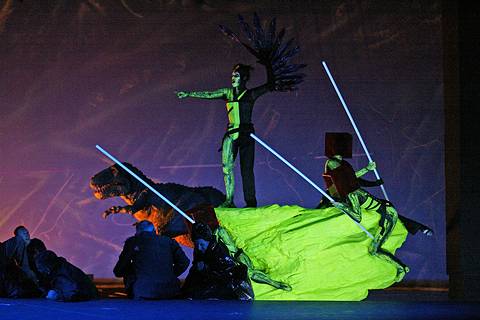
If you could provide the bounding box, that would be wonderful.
[91,183,126,200]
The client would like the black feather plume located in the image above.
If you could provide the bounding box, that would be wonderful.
[219,13,306,92]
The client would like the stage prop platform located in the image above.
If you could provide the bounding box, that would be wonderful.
[215,204,407,301]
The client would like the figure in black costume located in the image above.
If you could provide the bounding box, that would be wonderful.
[0,226,42,298]
[34,250,97,302]
[27,238,47,273]
[185,204,290,292]
[320,133,411,281]
[177,14,306,208]
[26,238,49,293]
[182,223,254,300]
[113,220,189,300]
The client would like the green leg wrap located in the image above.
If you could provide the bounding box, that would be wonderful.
[216,226,291,291]
[220,136,235,207]
[369,203,409,281]
[215,225,238,254]
[370,205,398,253]
[346,192,363,222]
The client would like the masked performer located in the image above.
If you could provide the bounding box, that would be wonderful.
[321,132,409,280]
[317,133,434,237]
[177,14,305,208]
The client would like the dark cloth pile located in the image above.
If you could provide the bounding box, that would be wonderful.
[182,223,253,300]
[34,250,98,302]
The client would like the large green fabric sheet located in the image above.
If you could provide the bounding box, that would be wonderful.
[215,204,408,301]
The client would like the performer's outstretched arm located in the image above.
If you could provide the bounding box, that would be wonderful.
[176,88,228,100]
[355,161,376,178]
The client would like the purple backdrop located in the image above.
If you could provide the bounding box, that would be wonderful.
[0,1,445,281]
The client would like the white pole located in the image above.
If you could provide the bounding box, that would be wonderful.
[95,145,195,224]
[250,133,374,239]
[322,61,389,201]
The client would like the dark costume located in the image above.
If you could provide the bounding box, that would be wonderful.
[113,231,189,300]
[0,237,41,298]
[27,238,47,277]
[1,236,38,282]
[182,206,290,292]
[182,223,253,300]
[34,250,97,302]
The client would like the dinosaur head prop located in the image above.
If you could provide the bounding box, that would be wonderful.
[89,162,135,200]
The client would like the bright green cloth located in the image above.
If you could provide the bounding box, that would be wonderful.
[215,204,408,301]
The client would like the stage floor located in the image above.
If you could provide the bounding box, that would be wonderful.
[1,285,479,320]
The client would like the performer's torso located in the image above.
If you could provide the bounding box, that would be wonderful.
[225,89,255,139]
[323,159,360,199]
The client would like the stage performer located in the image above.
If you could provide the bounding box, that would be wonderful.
[176,13,306,208]
[1,226,38,283]
[321,132,409,280]
[177,64,270,208]
[182,222,254,300]
[317,133,434,237]
[34,250,97,302]
[0,226,42,298]
[184,205,291,292]
[113,220,189,300]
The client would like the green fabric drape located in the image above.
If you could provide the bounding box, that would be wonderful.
[215,204,408,301]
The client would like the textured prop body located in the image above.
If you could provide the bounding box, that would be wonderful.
[90,163,225,236]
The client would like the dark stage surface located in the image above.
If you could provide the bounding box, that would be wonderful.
[3,280,477,320]
[1,291,479,320]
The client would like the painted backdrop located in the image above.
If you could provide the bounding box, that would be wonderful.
[0,0,444,280]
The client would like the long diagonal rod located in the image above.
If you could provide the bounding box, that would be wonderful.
[250,133,374,239]
[322,61,389,201]
[95,145,195,224]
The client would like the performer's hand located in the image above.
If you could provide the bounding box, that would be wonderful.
[367,162,376,171]
[175,91,189,99]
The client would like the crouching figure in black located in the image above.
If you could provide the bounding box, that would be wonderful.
[0,226,44,298]
[182,223,254,300]
[113,220,189,300]
[34,250,98,302]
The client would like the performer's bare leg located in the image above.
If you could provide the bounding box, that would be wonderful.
[219,136,236,208]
